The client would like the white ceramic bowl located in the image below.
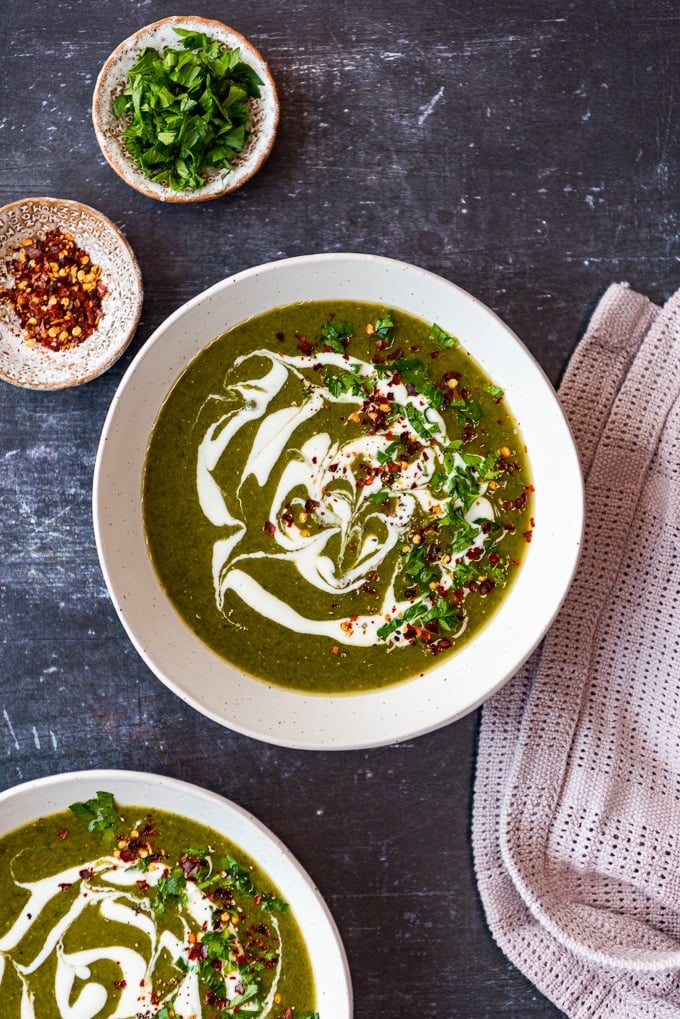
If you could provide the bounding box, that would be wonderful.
[92,16,280,202]
[93,253,584,750]
[0,768,352,1017]
[0,197,143,389]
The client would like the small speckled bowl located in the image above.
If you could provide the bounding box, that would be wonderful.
[92,16,280,202]
[0,197,143,390]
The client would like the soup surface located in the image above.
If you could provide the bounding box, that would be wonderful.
[143,301,533,692]
[0,793,316,1018]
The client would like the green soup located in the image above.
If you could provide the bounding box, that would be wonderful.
[0,795,316,1018]
[143,301,533,693]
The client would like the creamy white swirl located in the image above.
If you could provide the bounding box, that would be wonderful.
[196,349,494,646]
[0,853,282,1018]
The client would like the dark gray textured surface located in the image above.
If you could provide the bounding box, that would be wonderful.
[0,1,677,1016]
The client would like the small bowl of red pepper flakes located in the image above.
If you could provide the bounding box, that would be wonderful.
[0,196,143,389]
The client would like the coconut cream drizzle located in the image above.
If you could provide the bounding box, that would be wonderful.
[0,854,282,1019]
[196,349,494,646]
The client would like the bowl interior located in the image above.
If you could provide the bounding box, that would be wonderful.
[94,253,583,749]
[0,768,353,1017]
[0,197,142,389]
[92,16,280,203]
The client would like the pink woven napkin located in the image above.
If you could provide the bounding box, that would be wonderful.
[472,283,680,1018]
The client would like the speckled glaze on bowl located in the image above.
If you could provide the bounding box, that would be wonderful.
[92,16,280,202]
[0,197,143,390]
[93,253,584,751]
[0,769,353,1018]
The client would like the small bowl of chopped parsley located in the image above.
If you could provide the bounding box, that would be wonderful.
[92,16,280,202]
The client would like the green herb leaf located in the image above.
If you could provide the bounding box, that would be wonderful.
[376,440,401,464]
[373,311,394,339]
[430,323,458,349]
[68,791,118,837]
[156,1004,177,1019]
[404,401,438,439]
[224,855,289,912]
[154,871,188,915]
[323,366,366,399]
[319,320,353,352]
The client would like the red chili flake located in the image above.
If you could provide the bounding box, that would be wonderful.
[1,228,107,351]
[56,828,69,840]
[523,529,534,542]
[188,942,208,961]
[58,883,72,892]
[180,854,202,879]
[263,520,276,535]
[113,979,126,990]
[276,331,285,341]
[205,991,228,1008]
[295,334,313,354]
[79,867,94,880]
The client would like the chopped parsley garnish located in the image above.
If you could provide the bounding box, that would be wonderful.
[323,364,366,398]
[70,798,305,1019]
[319,319,353,352]
[112,28,264,192]
[373,311,395,339]
[260,308,532,659]
[430,322,458,348]
[68,791,118,838]
[289,312,531,655]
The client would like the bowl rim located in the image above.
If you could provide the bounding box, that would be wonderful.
[91,15,280,203]
[0,767,354,1017]
[0,195,143,390]
[93,251,585,750]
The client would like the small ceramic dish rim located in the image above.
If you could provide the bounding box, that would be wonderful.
[0,768,352,1017]
[92,16,280,203]
[0,196,143,390]
[93,252,584,750]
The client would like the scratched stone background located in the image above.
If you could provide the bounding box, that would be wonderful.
[0,0,678,1016]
